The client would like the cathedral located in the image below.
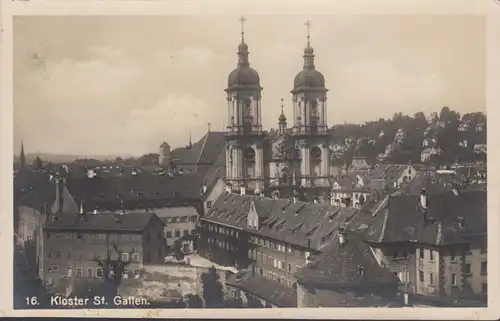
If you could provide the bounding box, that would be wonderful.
[224,18,333,201]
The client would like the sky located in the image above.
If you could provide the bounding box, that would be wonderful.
[13,15,485,157]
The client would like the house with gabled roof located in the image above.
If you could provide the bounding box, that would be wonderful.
[50,172,205,253]
[40,210,166,295]
[364,189,487,302]
[200,191,361,307]
[169,130,226,177]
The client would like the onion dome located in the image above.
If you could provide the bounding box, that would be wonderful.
[227,18,261,90]
[292,21,327,92]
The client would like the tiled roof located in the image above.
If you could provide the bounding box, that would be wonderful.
[64,174,203,210]
[364,190,486,245]
[44,212,161,232]
[401,172,461,195]
[226,271,297,307]
[295,234,398,289]
[370,164,410,180]
[203,193,359,250]
[171,131,225,165]
[14,167,56,211]
[56,164,152,179]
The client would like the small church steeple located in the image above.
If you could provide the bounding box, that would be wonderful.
[19,141,26,168]
[187,132,193,149]
[278,98,287,134]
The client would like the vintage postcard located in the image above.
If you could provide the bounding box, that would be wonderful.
[1,0,500,319]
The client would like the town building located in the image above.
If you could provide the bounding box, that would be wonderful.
[295,234,400,307]
[330,163,417,208]
[364,189,487,302]
[199,190,360,307]
[40,210,166,294]
[421,147,442,163]
[55,172,204,254]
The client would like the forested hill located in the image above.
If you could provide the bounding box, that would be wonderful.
[329,107,486,166]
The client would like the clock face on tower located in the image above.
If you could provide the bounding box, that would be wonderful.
[311,146,322,160]
[244,147,256,161]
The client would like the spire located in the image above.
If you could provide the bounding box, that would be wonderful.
[187,132,193,149]
[19,141,26,168]
[237,16,250,67]
[239,15,246,43]
[278,98,287,133]
[303,20,315,69]
[305,20,311,47]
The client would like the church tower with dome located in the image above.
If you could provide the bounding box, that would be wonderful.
[224,17,267,195]
[290,21,331,193]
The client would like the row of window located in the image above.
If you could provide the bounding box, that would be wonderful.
[161,215,197,224]
[47,232,141,242]
[418,262,487,285]
[207,224,240,238]
[49,265,141,279]
[419,245,487,262]
[249,236,303,257]
[249,249,299,273]
[165,229,196,239]
[206,238,235,251]
[47,251,140,262]
[256,267,297,289]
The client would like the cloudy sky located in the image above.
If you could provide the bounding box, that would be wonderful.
[14,15,485,157]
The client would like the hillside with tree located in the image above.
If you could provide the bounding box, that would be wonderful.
[330,106,486,166]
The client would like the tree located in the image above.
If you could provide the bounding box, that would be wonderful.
[33,156,43,170]
[185,294,204,308]
[92,243,136,306]
[201,266,224,307]
[174,240,185,261]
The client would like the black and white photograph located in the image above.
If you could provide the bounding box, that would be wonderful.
[2,0,499,319]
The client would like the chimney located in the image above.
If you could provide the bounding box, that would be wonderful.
[452,188,459,196]
[420,189,427,209]
[313,198,318,204]
[225,185,232,194]
[202,185,208,194]
[240,186,246,195]
[307,238,311,249]
[79,200,84,214]
[132,168,138,176]
[93,209,98,215]
[54,175,63,213]
[293,195,297,204]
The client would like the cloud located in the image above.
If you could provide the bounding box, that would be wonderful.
[15,45,218,156]
[14,16,485,156]
[331,60,451,122]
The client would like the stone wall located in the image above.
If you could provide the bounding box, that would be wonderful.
[119,264,230,303]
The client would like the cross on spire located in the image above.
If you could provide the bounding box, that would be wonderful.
[281,98,284,113]
[305,20,311,46]
[239,16,246,42]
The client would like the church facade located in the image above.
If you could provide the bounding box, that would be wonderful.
[224,19,333,201]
